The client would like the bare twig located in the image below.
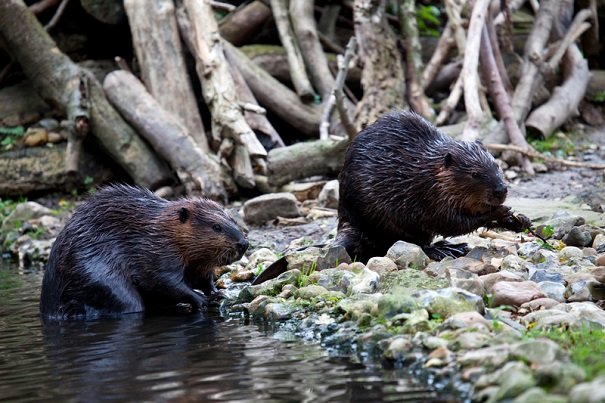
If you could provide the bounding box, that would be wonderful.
[209,0,236,12]
[114,56,132,73]
[422,22,455,90]
[545,8,593,70]
[44,0,70,30]
[485,143,605,169]
[435,74,463,126]
[320,37,357,140]
[28,0,59,14]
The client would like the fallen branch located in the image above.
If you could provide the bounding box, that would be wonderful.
[421,22,455,90]
[104,70,233,200]
[43,0,69,30]
[485,143,605,170]
[320,36,357,140]
[270,0,316,102]
[219,0,272,46]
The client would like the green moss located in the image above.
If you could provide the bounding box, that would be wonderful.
[530,132,576,156]
[378,270,448,294]
[524,326,605,380]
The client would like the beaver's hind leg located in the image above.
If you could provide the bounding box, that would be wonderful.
[423,241,469,261]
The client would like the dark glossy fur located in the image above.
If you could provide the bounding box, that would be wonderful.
[40,184,248,320]
[336,111,512,262]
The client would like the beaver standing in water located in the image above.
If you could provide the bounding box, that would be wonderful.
[336,111,530,262]
[40,184,248,319]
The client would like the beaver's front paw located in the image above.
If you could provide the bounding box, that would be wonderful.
[497,212,532,232]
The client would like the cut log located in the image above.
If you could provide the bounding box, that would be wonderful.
[0,143,113,197]
[103,70,233,201]
[525,45,590,138]
[0,0,172,189]
[219,0,272,46]
[224,43,322,137]
[267,139,348,187]
[180,0,266,161]
[124,0,208,150]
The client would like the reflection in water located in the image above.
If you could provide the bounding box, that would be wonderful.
[0,266,445,402]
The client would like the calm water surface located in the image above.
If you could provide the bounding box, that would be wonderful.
[0,262,445,402]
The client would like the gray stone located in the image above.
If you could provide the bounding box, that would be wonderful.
[386,241,429,270]
[1,201,52,233]
[245,248,278,272]
[544,211,585,239]
[383,337,413,361]
[366,257,398,276]
[535,361,585,393]
[458,345,511,368]
[565,272,597,302]
[338,295,380,321]
[562,227,593,247]
[593,233,605,250]
[442,311,491,330]
[237,269,301,302]
[315,268,356,293]
[500,254,528,274]
[447,268,485,296]
[529,268,564,284]
[511,338,563,365]
[317,179,339,209]
[517,242,543,258]
[480,271,524,293]
[511,388,567,403]
[559,246,585,262]
[537,281,566,302]
[488,361,537,401]
[402,309,432,333]
[351,268,380,294]
[264,302,295,320]
[521,297,561,311]
[569,376,605,403]
[491,281,546,307]
[413,287,485,318]
[242,192,300,225]
[296,284,330,299]
[453,331,492,350]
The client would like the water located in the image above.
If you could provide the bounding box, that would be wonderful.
[0,263,445,402]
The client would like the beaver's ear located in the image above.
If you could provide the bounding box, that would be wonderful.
[444,152,454,168]
[178,207,189,223]
[474,140,487,150]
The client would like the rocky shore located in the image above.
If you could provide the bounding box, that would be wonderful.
[2,179,605,401]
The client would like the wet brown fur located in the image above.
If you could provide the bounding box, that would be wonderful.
[335,111,512,262]
[40,184,248,320]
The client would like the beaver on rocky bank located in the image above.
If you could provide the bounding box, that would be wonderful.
[40,184,248,320]
[335,111,530,262]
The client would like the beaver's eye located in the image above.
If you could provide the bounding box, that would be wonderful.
[212,224,223,233]
[471,172,481,179]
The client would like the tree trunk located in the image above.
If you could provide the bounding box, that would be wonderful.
[0,0,172,189]
[124,0,208,150]
[353,0,406,129]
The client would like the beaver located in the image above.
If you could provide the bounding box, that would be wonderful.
[40,184,248,319]
[335,111,530,262]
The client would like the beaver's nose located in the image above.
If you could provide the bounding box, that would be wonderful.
[236,239,249,254]
[493,183,507,199]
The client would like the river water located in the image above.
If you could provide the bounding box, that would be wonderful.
[0,261,447,402]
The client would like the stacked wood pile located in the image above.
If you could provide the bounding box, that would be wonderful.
[0,0,603,200]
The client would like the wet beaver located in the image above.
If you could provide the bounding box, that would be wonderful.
[40,184,248,319]
[335,111,530,262]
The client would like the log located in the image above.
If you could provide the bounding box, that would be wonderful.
[525,45,590,138]
[180,0,266,162]
[269,0,317,102]
[103,70,232,201]
[124,0,208,150]
[219,0,272,46]
[0,0,172,189]
[353,0,406,129]
[290,0,335,99]
[80,0,125,24]
[0,143,113,197]
[267,139,348,187]
[224,43,322,137]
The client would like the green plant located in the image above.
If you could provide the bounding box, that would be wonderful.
[416,5,442,37]
[0,126,25,150]
[592,91,605,103]
[524,326,605,380]
[253,263,265,276]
